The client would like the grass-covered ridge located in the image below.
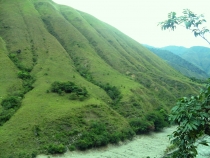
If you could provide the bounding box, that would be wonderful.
[0,0,203,157]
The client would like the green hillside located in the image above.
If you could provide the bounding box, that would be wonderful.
[0,0,202,157]
[161,46,210,76]
[181,46,210,76]
[145,45,209,79]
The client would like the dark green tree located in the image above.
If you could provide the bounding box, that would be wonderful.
[159,9,210,158]
[167,82,210,157]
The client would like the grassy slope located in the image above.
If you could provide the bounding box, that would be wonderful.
[0,37,22,98]
[0,37,22,117]
[0,0,129,157]
[62,8,199,104]
[0,0,202,157]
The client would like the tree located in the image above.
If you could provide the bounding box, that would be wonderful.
[159,9,210,158]
[167,82,210,158]
[158,9,210,45]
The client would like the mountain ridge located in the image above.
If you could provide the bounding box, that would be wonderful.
[145,45,209,79]
[161,45,210,76]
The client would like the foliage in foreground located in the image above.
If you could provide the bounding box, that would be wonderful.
[159,9,210,158]
[158,9,210,44]
[166,81,210,158]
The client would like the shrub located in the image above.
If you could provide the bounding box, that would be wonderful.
[0,109,16,126]
[69,145,76,151]
[22,79,35,93]
[103,84,121,100]
[50,81,88,100]
[47,144,66,154]
[17,70,35,93]
[95,83,122,104]
[93,133,109,147]
[31,151,38,158]
[120,128,135,140]
[1,96,21,110]
[146,111,168,131]
[74,122,135,150]
[129,118,154,134]
[75,122,109,150]
[76,139,91,150]
[109,132,121,144]
[18,71,32,80]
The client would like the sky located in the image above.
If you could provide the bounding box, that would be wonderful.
[52,0,210,48]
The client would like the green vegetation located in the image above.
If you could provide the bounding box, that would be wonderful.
[0,64,35,126]
[159,9,210,158]
[50,81,88,100]
[129,118,154,134]
[145,45,209,79]
[0,1,203,157]
[74,121,134,150]
[1,96,21,110]
[180,46,210,76]
[129,109,169,134]
[160,46,210,77]
[159,9,210,44]
[166,81,210,157]
[96,83,122,104]
[46,143,67,154]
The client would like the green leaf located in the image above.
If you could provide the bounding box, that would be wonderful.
[185,21,191,29]
[199,140,209,146]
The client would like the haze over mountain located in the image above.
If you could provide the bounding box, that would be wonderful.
[0,0,202,157]
[161,46,210,76]
[145,45,209,79]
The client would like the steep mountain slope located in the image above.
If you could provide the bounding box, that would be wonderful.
[161,46,210,76]
[181,46,210,76]
[0,0,201,157]
[145,45,209,79]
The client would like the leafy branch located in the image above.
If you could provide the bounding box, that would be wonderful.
[159,9,210,157]
[158,9,210,45]
[166,81,210,158]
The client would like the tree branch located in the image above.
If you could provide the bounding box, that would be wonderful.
[177,24,210,45]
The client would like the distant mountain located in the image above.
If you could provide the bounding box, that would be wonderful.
[161,45,188,56]
[145,45,209,79]
[181,46,210,76]
[161,46,210,76]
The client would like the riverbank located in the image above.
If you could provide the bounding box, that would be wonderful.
[37,126,176,158]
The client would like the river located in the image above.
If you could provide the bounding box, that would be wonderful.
[37,126,210,158]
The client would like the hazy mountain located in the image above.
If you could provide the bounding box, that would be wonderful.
[0,0,201,157]
[161,46,210,76]
[161,45,188,56]
[145,45,209,79]
[181,46,210,76]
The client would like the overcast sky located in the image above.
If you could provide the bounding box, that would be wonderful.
[52,0,210,48]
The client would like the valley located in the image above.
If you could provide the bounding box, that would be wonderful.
[0,0,208,157]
